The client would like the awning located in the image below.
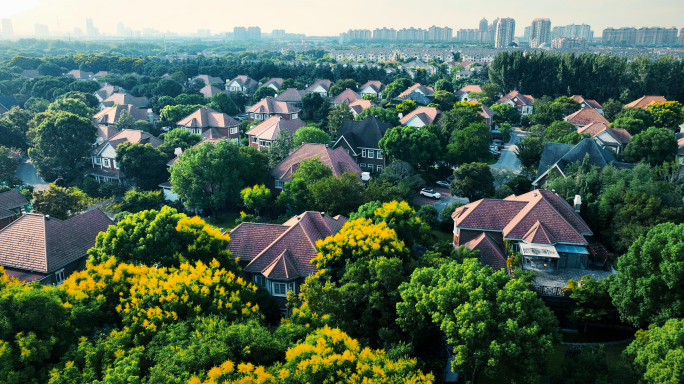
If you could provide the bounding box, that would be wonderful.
[519,243,559,258]
[555,244,589,255]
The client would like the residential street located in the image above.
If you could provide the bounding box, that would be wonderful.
[490,129,528,174]
[16,158,49,191]
[413,187,469,213]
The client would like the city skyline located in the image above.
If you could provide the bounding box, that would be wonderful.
[1,0,683,38]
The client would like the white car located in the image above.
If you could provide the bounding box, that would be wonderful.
[420,188,441,199]
[436,180,450,188]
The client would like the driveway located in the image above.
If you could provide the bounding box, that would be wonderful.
[16,158,49,191]
[490,130,528,174]
[413,187,469,213]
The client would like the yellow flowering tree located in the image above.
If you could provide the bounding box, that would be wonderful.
[240,184,271,216]
[350,200,432,248]
[87,206,237,270]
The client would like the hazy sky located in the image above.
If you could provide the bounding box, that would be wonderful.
[1,0,683,37]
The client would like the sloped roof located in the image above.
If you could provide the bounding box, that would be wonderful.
[101,92,150,108]
[348,99,376,115]
[199,85,226,98]
[399,106,441,125]
[0,209,113,275]
[228,211,347,278]
[271,143,361,183]
[625,95,667,108]
[262,78,284,89]
[66,69,94,80]
[193,74,224,85]
[565,108,610,126]
[92,104,156,125]
[305,79,332,92]
[275,88,307,102]
[332,88,361,104]
[571,95,603,109]
[578,122,631,145]
[453,189,592,246]
[336,116,393,154]
[397,83,435,98]
[246,116,306,141]
[359,80,385,93]
[678,137,684,156]
[497,90,535,106]
[463,232,507,270]
[535,138,618,184]
[459,84,483,93]
[94,85,122,100]
[247,96,301,114]
[96,129,162,156]
[228,75,258,89]
[201,127,227,139]
[177,106,239,128]
[0,190,29,220]
[95,124,120,142]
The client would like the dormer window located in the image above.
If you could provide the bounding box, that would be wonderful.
[103,158,110,167]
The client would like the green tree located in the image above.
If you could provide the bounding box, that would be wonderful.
[28,112,96,181]
[113,189,164,213]
[434,78,454,92]
[610,223,684,327]
[440,101,485,133]
[447,122,490,165]
[602,98,624,121]
[383,78,413,100]
[0,146,22,187]
[449,162,495,202]
[158,128,202,158]
[543,121,581,143]
[252,86,277,102]
[170,141,246,217]
[432,90,457,111]
[355,107,399,126]
[491,103,520,125]
[88,206,236,269]
[530,97,581,126]
[624,319,684,384]
[308,173,365,216]
[395,100,418,115]
[326,103,353,138]
[160,104,202,126]
[565,275,618,327]
[207,92,239,115]
[439,201,465,231]
[112,110,136,130]
[47,98,95,119]
[31,184,89,220]
[37,62,64,76]
[350,200,432,248]
[267,130,293,168]
[115,142,169,191]
[516,135,545,169]
[624,126,677,166]
[647,101,684,129]
[240,184,271,216]
[301,92,326,121]
[379,125,442,169]
[416,204,439,230]
[291,126,330,148]
[616,107,655,127]
[611,117,649,135]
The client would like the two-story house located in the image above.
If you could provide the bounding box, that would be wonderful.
[348,99,377,117]
[358,81,385,99]
[100,92,150,109]
[331,88,362,105]
[0,209,113,284]
[176,106,240,141]
[226,75,259,94]
[247,96,301,121]
[334,116,392,173]
[246,116,305,151]
[564,108,610,128]
[399,106,442,127]
[92,104,159,127]
[94,84,124,103]
[0,189,29,230]
[305,79,333,97]
[571,95,604,115]
[577,122,631,154]
[395,83,434,105]
[275,88,307,108]
[455,84,483,102]
[227,211,347,311]
[452,189,612,296]
[271,143,361,190]
[86,129,163,184]
[262,78,284,92]
[496,91,535,115]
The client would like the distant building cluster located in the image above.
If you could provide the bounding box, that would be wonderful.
[340,26,453,43]
[456,17,498,43]
[552,24,594,41]
[494,18,516,48]
[234,26,262,41]
[551,37,588,49]
[529,18,551,48]
[602,27,680,45]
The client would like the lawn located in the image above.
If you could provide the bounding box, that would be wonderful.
[206,212,240,232]
[433,229,453,243]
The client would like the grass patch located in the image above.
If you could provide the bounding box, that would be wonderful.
[433,230,453,243]
[206,212,240,232]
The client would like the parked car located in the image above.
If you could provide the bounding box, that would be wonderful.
[420,188,441,199]
[446,175,454,183]
[436,180,450,188]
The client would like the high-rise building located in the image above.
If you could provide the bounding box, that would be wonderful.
[35,24,49,37]
[428,26,453,41]
[551,37,588,49]
[234,27,246,40]
[479,18,488,32]
[1,19,13,39]
[495,18,516,48]
[85,18,99,38]
[373,27,397,41]
[602,27,637,45]
[524,26,531,42]
[117,22,133,37]
[566,24,593,40]
[679,29,684,45]
[530,18,551,48]
[397,28,427,41]
[272,29,286,39]
[635,27,678,45]
[347,29,372,41]
[246,26,261,40]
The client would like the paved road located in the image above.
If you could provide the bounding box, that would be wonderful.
[413,187,469,213]
[490,130,528,174]
[16,159,49,191]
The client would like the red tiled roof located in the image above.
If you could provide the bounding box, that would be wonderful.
[397,83,434,98]
[228,211,347,279]
[101,93,150,108]
[399,106,441,125]
[349,99,376,115]
[275,88,306,102]
[247,96,301,115]
[262,78,284,89]
[193,74,224,85]
[459,84,483,93]
[578,122,631,145]
[177,106,239,129]
[522,221,557,244]
[497,91,535,106]
[463,232,507,270]
[103,129,163,151]
[246,116,305,141]
[0,209,114,274]
[332,88,361,104]
[92,104,156,125]
[565,108,610,126]
[678,137,684,156]
[571,95,603,110]
[271,143,361,183]
[199,85,226,98]
[625,95,666,108]
[360,80,385,93]
[306,79,332,92]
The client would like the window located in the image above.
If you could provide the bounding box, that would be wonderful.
[275,180,284,189]
[113,160,118,169]
[94,157,101,165]
[272,282,287,296]
[55,269,65,285]
[362,149,367,158]
[253,274,266,287]
[360,163,366,168]
[251,136,257,143]
[292,113,298,119]
[367,150,374,159]
[230,127,238,134]
[102,158,110,167]
[377,165,383,172]
[376,151,383,159]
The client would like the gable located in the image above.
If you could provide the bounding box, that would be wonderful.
[100,143,117,158]
[405,116,426,127]
[312,85,326,93]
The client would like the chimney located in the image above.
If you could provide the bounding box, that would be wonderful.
[573,195,582,214]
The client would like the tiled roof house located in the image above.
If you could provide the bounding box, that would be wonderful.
[275,88,307,108]
[571,95,604,115]
[564,108,610,127]
[624,95,667,108]
[331,88,362,104]
[334,116,392,173]
[100,92,150,109]
[262,78,284,92]
[247,96,301,121]
[0,190,29,230]
[0,209,113,284]
[227,211,347,308]
[226,75,259,94]
[271,143,361,190]
[578,122,631,154]
[359,81,385,97]
[246,116,306,151]
[85,129,163,184]
[305,79,333,97]
[496,91,535,115]
[92,104,159,127]
[400,106,442,127]
[395,83,434,104]
[176,106,240,140]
